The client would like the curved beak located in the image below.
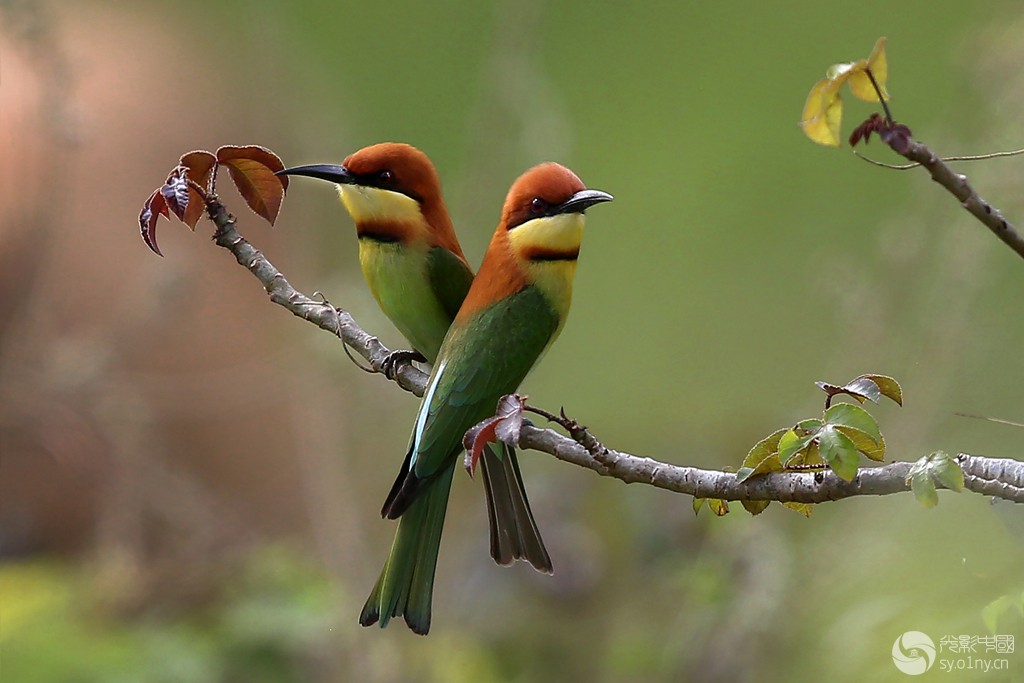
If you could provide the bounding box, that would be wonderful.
[556,189,614,215]
[275,163,354,185]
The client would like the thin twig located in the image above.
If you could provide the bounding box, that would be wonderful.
[955,412,1024,429]
[853,148,1024,171]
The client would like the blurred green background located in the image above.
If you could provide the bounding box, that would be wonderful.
[2,0,1023,680]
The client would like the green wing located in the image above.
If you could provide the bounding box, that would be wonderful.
[426,246,474,323]
[411,285,560,479]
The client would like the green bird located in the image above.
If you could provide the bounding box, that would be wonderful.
[360,161,613,634]
[277,143,551,572]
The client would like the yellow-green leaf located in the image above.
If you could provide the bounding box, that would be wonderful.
[706,498,730,516]
[738,428,786,482]
[778,428,816,465]
[848,37,888,102]
[862,373,903,406]
[742,428,786,468]
[800,77,844,146]
[930,451,965,492]
[837,426,886,462]
[742,500,770,516]
[910,469,938,508]
[783,501,814,517]
[800,37,889,146]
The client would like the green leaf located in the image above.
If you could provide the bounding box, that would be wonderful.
[818,426,860,481]
[741,428,786,468]
[930,451,965,492]
[742,500,771,515]
[909,469,938,508]
[863,374,903,406]
[692,498,705,515]
[824,403,881,444]
[737,429,786,483]
[905,452,964,508]
[836,426,886,462]
[738,454,782,484]
[778,428,816,465]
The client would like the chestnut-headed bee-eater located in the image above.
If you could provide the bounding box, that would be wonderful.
[277,144,551,574]
[359,162,613,634]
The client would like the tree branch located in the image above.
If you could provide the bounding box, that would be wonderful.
[892,138,1024,260]
[202,194,1024,507]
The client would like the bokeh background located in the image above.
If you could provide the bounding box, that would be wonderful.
[2,1,1023,680]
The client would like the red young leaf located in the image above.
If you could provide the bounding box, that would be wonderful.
[462,394,527,477]
[463,417,499,477]
[179,150,217,229]
[216,145,288,225]
[160,166,191,222]
[492,394,525,446]
[140,188,169,256]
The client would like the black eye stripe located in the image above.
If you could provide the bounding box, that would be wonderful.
[350,170,423,203]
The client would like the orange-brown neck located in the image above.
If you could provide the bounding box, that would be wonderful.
[456,225,526,323]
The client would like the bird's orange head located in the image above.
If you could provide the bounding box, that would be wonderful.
[458,162,612,323]
[277,142,463,257]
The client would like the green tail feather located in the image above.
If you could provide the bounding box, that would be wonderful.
[360,464,455,635]
[480,443,552,573]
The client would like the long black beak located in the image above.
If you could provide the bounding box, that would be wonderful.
[275,163,354,184]
[556,189,614,215]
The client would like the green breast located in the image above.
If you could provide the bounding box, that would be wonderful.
[359,239,455,362]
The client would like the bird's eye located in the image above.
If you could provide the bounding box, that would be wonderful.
[378,170,394,185]
[530,197,546,215]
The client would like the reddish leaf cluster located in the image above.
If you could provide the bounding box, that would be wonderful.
[140,145,288,256]
[462,394,526,476]
[848,113,912,153]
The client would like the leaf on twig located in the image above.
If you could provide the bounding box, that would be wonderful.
[800,37,888,147]
[217,145,288,225]
[816,374,903,406]
[742,499,770,515]
[160,166,191,222]
[139,145,289,254]
[462,394,525,477]
[179,150,217,229]
[836,427,886,462]
[824,403,881,444]
[782,502,814,517]
[906,451,964,508]
[693,497,729,516]
[140,189,169,256]
[818,425,859,481]
[736,428,786,483]
[861,374,902,405]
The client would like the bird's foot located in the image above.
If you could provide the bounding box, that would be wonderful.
[381,349,427,380]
